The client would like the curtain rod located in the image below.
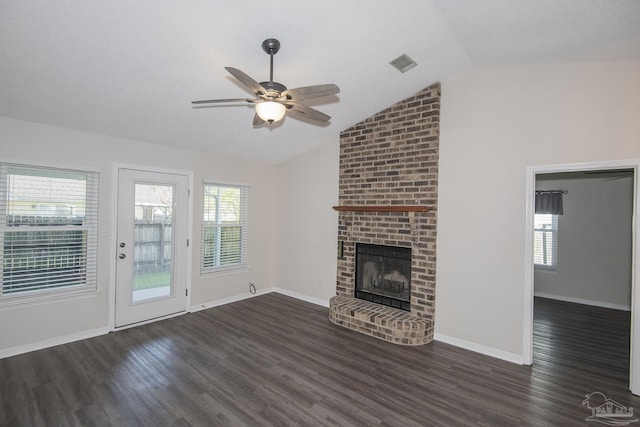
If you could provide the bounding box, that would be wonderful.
[536,189,568,194]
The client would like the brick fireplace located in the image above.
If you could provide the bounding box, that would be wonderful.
[329,83,440,345]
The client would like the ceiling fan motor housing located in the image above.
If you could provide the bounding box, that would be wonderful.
[260,81,287,96]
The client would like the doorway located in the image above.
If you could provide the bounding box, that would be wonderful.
[114,168,190,328]
[523,160,640,394]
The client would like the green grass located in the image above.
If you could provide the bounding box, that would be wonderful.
[133,271,170,291]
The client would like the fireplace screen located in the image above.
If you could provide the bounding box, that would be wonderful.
[355,243,411,311]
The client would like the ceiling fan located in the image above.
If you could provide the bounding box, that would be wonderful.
[192,38,340,126]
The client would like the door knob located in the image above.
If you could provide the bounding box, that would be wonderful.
[119,242,126,248]
[118,253,126,259]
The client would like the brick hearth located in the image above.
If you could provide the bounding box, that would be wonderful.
[329,83,440,345]
[329,296,433,345]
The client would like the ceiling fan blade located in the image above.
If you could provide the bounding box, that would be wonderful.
[286,102,331,122]
[192,98,256,104]
[225,67,269,96]
[282,84,340,101]
[253,113,266,127]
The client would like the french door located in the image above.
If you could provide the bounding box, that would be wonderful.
[115,168,189,328]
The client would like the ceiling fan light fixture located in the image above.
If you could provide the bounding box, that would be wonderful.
[255,101,286,123]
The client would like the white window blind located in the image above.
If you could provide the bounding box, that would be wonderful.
[0,163,99,300]
[533,213,558,269]
[201,182,248,274]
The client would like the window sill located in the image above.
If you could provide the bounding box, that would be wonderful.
[200,264,249,277]
[534,264,557,272]
[0,287,99,311]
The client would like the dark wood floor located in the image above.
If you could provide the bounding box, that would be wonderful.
[0,294,637,426]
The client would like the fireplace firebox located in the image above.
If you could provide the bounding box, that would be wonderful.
[355,243,411,311]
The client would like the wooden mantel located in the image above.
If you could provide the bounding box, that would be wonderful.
[332,205,432,213]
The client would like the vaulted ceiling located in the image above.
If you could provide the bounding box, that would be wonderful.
[1,1,639,164]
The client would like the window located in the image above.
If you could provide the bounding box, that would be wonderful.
[533,213,558,269]
[201,182,248,273]
[0,163,99,302]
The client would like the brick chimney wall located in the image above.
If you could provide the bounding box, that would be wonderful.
[336,83,440,321]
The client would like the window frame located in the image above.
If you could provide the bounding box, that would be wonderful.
[533,213,558,270]
[0,161,99,307]
[200,181,249,275]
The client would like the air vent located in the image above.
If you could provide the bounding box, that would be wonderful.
[390,54,417,73]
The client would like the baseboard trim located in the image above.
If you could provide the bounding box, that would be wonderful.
[534,292,631,311]
[272,288,330,308]
[189,287,275,312]
[0,326,110,359]
[433,332,525,365]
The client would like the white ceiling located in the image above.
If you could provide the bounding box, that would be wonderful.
[1,1,639,164]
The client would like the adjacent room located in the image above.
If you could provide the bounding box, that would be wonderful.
[1,1,640,425]
[533,170,635,386]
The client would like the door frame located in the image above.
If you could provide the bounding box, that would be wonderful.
[109,163,193,330]
[523,159,640,393]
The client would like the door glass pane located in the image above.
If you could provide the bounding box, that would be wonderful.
[132,183,173,303]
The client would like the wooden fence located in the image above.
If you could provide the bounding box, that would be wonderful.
[133,220,172,274]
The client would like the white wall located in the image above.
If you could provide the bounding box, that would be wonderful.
[0,116,278,354]
[437,61,640,357]
[275,140,339,304]
[535,175,634,309]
